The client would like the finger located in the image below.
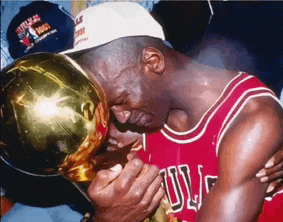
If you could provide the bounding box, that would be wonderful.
[134,164,160,189]
[138,164,160,179]
[143,180,165,213]
[264,149,283,168]
[265,162,283,176]
[137,186,165,221]
[137,164,151,177]
[125,166,161,205]
[260,171,283,183]
[114,159,144,193]
[88,164,122,193]
[256,162,283,178]
[139,175,164,207]
[266,179,283,193]
[127,151,139,161]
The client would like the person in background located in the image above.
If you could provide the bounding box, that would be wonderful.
[6,0,74,60]
[64,2,283,221]
[1,1,91,221]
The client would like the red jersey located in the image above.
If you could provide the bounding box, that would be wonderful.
[137,72,283,222]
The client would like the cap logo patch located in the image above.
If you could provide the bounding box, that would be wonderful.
[15,14,57,52]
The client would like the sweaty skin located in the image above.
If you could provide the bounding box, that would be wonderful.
[107,113,283,192]
[71,36,283,221]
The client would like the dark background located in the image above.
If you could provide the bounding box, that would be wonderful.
[151,1,283,97]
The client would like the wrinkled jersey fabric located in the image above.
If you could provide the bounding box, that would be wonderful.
[138,72,283,221]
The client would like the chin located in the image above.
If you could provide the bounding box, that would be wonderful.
[106,146,118,152]
[141,121,164,133]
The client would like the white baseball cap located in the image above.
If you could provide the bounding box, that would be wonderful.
[62,2,165,54]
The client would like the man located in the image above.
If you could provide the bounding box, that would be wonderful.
[64,2,283,221]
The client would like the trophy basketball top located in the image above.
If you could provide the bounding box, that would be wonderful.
[1,53,109,180]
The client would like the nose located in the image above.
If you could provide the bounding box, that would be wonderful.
[111,106,131,124]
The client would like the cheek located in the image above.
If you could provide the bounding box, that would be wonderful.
[130,83,169,120]
[152,98,171,121]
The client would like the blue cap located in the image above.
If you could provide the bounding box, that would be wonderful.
[7,1,75,59]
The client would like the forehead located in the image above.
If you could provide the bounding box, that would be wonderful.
[88,63,125,104]
[79,52,139,105]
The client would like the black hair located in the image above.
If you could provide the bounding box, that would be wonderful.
[69,36,170,68]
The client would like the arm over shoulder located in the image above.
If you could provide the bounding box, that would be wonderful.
[197,96,283,221]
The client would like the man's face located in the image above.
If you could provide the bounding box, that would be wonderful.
[87,58,171,131]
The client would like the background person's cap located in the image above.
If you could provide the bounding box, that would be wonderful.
[62,2,165,54]
[7,1,75,60]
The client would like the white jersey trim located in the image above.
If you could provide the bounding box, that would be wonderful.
[265,188,283,201]
[217,87,274,143]
[163,72,245,136]
[216,93,282,156]
[161,75,254,144]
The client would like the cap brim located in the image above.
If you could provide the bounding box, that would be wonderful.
[60,47,80,55]
[62,39,173,55]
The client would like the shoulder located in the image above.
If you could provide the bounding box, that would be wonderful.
[218,96,283,183]
[222,95,282,143]
[240,96,282,149]
[235,96,282,134]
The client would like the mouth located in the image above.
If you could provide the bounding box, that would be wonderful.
[129,113,142,125]
[130,113,151,127]
[107,140,143,152]
[128,114,164,133]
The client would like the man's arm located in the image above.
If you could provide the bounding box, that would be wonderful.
[197,96,283,221]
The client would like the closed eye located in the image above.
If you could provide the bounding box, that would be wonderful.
[110,92,129,106]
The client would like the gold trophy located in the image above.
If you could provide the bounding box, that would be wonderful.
[1,53,178,222]
[1,53,109,199]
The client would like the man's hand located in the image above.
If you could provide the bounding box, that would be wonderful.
[256,148,283,193]
[88,158,165,222]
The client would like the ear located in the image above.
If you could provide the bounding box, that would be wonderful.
[142,47,165,74]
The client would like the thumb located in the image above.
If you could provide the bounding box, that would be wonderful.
[266,179,283,194]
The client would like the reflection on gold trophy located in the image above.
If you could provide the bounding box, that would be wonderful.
[60,101,109,181]
[1,53,109,181]
[0,53,178,222]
